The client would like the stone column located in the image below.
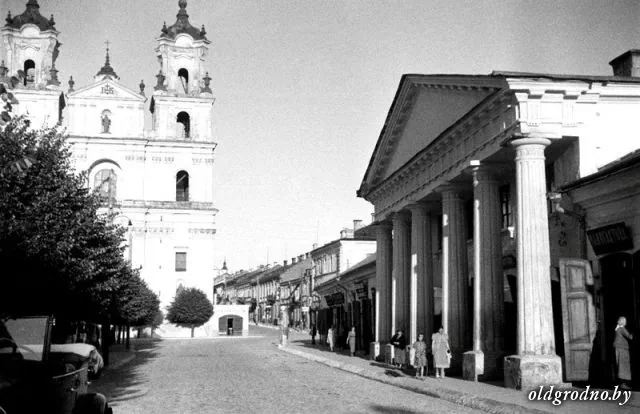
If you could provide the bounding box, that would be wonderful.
[440,185,470,372]
[463,165,504,381]
[372,221,392,359]
[504,136,562,390]
[392,212,411,336]
[409,203,434,346]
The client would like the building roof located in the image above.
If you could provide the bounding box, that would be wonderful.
[279,257,311,283]
[4,0,55,32]
[358,71,640,200]
[560,149,640,192]
[342,254,376,275]
[310,224,377,256]
[160,0,207,41]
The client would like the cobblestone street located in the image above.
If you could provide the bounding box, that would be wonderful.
[92,325,483,413]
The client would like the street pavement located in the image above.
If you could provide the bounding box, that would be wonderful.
[279,327,640,414]
[92,325,484,413]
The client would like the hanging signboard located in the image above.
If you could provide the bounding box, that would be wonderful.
[324,292,345,306]
[587,222,633,256]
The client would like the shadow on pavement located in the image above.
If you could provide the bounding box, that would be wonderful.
[367,404,423,414]
[90,338,161,404]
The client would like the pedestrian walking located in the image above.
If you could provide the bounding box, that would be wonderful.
[390,329,407,369]
[432,327,450,378]
[614,316,634,390]
[412,333,427,379]
[310,324,317,345]
[327,325,335,352]
[346,326,357,356]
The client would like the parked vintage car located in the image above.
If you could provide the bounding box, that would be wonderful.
[0,315,112,414]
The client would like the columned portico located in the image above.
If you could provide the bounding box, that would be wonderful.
[392,212,411,335]
[464,164,504,381]
[408,203,434,346]
[440,185,470,372]
[371,221,392,359]
[504,136,563,389]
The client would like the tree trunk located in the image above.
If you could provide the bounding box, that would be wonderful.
[101,318,110,366]
[137,327,141,338]
[191,326,195,338]
[125,325,131,350]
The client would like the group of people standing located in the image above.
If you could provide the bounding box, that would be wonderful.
[310,324,358,356]
[390,327,450,379]
[309,316,634,388]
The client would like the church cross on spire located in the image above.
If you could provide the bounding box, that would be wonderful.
[95,40,119,80]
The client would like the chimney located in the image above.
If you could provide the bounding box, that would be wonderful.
[283,259,288,266]
[610,50,640,77]
[312,243,318,250]
[298,254,304,261]
[291,257,296,264]
[305,252,310,259]
[353,219,363,234]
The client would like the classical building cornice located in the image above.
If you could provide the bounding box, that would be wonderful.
[358,74,504,198]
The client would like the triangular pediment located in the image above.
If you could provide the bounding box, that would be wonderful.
[68,79,145,102]
[359,75,506,196]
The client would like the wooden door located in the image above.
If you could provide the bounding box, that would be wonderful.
[559,258,597,381]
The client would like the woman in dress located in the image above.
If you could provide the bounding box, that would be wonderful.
[432,327,450,379]
[327,325,335,352]
[390,329,407,369]
[346,326,357,356]
[614,316,633,390]
[412,333,427,379]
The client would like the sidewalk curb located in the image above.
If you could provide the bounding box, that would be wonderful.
[280,346,551,414]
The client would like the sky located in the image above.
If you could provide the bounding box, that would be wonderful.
[2,0,639,273]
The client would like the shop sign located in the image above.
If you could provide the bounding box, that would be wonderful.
[587,223,633,255]
[324,292,345,306]
[356,287,367,300]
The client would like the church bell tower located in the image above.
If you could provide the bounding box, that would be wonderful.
[151,0,214,141]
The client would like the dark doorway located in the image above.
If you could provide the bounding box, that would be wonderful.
[600,252,639,386]
[504,274,517,354]
[218,314,243,336]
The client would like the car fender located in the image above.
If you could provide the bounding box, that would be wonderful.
[72,393,111,414]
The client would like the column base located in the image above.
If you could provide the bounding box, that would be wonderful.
[504,354,563,390]
[384,343,395,365]
[463,350,484,381]
[370,342,381,361]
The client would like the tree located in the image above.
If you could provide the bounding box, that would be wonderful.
[166,287,213,338]
[0,116,129,320]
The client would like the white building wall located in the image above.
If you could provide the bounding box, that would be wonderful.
[339,241,376,275]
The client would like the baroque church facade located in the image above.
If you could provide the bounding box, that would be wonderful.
[1,0,218,311]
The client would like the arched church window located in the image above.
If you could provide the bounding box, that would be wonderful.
[93,169,117,202]
[23,60,35,85]
[176,170,189,202]
[101,110,112,133]
[178,68,189,94]
[176,111,190,138]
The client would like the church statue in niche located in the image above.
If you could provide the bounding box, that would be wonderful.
[101,111,111,133]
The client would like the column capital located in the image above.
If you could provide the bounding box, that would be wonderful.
[510,136,552,149]
[407,201,437,216]
[436,183,468,200]
[468,161,503,183]
[392,210,410,224]
[375,220,393,231]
